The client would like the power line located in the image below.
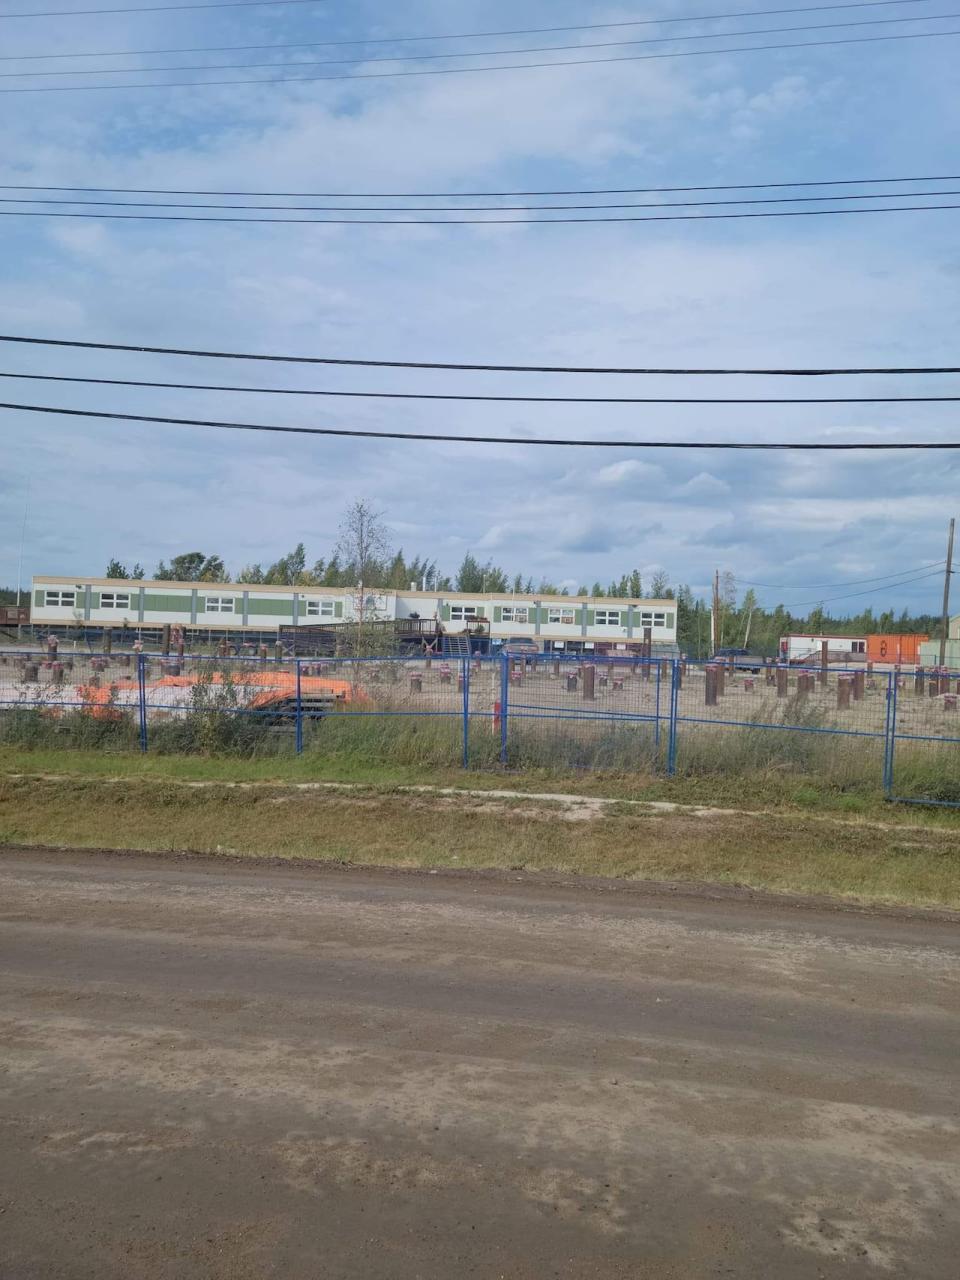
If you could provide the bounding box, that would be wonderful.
[3,399,960,449]
[3,333,958,376]
[4,199,960,222]
[759,567,946,607]
[1,0,323,17]
[741,561,946,588]
[2,27,958,92]
[6,12,957,78]
[2,172,957,198]
[0,0,940,53]
[5,187,960,211]
[4,369,960,404]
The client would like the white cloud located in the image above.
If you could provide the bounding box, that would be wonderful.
[47,224,113,259]
[592,460,664,487]
[677,471,730,497]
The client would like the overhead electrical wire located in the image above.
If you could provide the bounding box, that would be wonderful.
[2,172,957,198]
[757,566,946,607]
[3,369,960,405]
[0,0,941,50]
[1,28,958,92]
[4,12,958,78]
[4,200,960,222]
[741,561,946,588]
[1,0,325,18]
[5,186,960,211]
[3,333,957,375]
[2,399,960,450]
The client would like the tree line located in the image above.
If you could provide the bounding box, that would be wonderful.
[676,588,942,659]
[103,550,671,598]
[99,500,669,600]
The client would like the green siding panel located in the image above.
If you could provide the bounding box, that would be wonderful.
[666,612,675,629]
[586,610,595,626]
[475,605,486,618]
[246,597,294,617]
[334,601,344,619]
[90,592,100,609]
[143,593,192,614]
[34,588,43,608]
[441,604,451,622]
[493,606,502,623]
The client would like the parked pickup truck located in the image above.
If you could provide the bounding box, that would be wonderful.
[712,647,764,673]
[501,636,540,657]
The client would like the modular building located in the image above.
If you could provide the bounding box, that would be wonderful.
[30,576,679,655]
[779,634,867,663]
[779,633,933,667]
[920,639,960,668]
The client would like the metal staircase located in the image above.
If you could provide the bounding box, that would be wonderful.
[442,634,471,658]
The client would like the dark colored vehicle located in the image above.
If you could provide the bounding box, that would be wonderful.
[501,636,539,656]
[712,646,763,673]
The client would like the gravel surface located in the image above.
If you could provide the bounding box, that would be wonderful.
[1,846,958,1278]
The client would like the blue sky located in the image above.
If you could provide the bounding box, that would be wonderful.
[2,0,959,611]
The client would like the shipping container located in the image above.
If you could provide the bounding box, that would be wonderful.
[865,634,928,666]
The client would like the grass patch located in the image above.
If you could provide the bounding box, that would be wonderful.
[1,774,959,909]
[2,739,960,829]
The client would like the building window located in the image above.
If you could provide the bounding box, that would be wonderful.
[501,605,528,624]
[851,640,866,654]
[305,600,335,617]
[45,590,76,607]
[100,593,130,610]
[450,605,478,622]
[594,610,621,626]
[205,597,234,614]
[639,611,667,628]
[547,608,576,625]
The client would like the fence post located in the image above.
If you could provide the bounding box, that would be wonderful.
[666,659,680,775]
[654,659,662,747]
[461,656,470,770]
[499,651,509,764]
[883,670,897,796]
[295,658,303,755]
[137,651,148,753]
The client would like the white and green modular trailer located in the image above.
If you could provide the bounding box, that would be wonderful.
[30,576,679,654]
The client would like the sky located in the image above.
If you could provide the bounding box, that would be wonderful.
[1,0,959,614]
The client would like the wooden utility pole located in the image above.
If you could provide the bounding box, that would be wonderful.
[743,606,755,650]
[939,517,955,667]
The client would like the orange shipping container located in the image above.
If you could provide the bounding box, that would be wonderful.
[866,634,928,665]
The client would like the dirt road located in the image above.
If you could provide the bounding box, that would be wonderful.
[1,848,958,1278]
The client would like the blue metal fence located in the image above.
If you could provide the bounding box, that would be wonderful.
[0,648,958,805]
[887,668,960,807]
